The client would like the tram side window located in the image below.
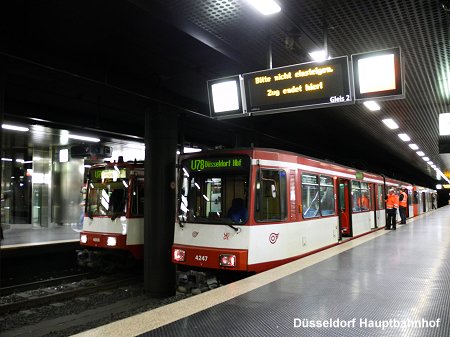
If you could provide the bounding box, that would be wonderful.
[131,178,144,216]
[302,174,319,218]
[255,169,287,221]
[377,185,384,209]
[360,182,371,211]
[320,175,335,216]
[352,181,371,212]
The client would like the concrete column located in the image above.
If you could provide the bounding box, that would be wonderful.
[144,104,177,297]
[0,70,5,233]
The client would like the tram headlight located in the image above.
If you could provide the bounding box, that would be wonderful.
[107,237,117,246]
[173,249,186,262]
[80,234,88,244]
[219,254,236,267]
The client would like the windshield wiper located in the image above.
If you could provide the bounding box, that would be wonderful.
[226,223,239,232]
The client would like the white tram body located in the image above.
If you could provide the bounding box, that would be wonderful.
[172,148,434,273]
[79,161,145,260]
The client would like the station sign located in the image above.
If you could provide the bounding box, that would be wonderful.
[242,56,352,114]
[90,168,127,182]
[352,47,404,101]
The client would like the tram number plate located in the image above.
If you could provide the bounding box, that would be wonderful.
[195,255,208,262]
[92,237,100,243]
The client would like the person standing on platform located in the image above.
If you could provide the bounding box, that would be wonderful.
[385,189,399,230]
[399,188,408,224]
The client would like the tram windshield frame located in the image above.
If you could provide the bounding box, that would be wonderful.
[86,166,129,219]
[178,155,250,225]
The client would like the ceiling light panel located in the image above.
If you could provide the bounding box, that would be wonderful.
[2,124,30,132]
[245,0,281,15]
[382,118,399,129]
[363,101,381,111]
[68,134,100,142]
[397,133,411,141]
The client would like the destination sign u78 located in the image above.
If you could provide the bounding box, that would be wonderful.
[243,56,352,114]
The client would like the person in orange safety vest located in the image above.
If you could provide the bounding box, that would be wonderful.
[385,188,399,230]
[357,194,370,211]
[398,188,408,224]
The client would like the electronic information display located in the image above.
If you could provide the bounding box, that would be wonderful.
[184,156,250,173]
[352,47,404,100]
[207,75,244,118]
[243,56,352,114]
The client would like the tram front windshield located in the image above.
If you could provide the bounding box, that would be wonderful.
[179,156,250,224]
[86,167,129,218]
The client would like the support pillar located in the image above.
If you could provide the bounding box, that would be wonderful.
[0,70,5,237]
[0,69,4,182]
[144,104,177,297]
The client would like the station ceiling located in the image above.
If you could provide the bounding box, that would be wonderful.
[1,0,449,188]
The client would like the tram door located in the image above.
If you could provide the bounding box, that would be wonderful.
[372,184,378,228]
[422,192,427,212]
[338,179,352,237]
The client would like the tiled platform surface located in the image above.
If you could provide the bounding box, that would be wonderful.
[76,207,450,337]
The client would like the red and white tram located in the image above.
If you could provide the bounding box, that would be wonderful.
[172,148,433,276]
[78,160,144,269]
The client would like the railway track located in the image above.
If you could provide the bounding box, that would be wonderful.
[0,273,140,314]
[0,272,97,296]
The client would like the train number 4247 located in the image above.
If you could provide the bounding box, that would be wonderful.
[195,255,208,261]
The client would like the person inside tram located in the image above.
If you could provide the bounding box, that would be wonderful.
[110,188,125,220]
[227,198,248,223]
[357,194,370,211]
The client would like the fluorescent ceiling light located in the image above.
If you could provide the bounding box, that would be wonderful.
[363,101,381,111]
[408,143,419,150]
[68,134,100,142]
[2,124,29,132]
[439,113,450,135]
[382,118,399,129]
[416,151,425,156]
[309,50,327,62]
[422,156,430,161]
[428,161,433,165]
[246,0,281,15]
[1,158,13,161]
[397,133,410,142]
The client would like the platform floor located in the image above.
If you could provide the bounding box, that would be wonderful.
[76,207,450,337]
[0,223,79,248]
